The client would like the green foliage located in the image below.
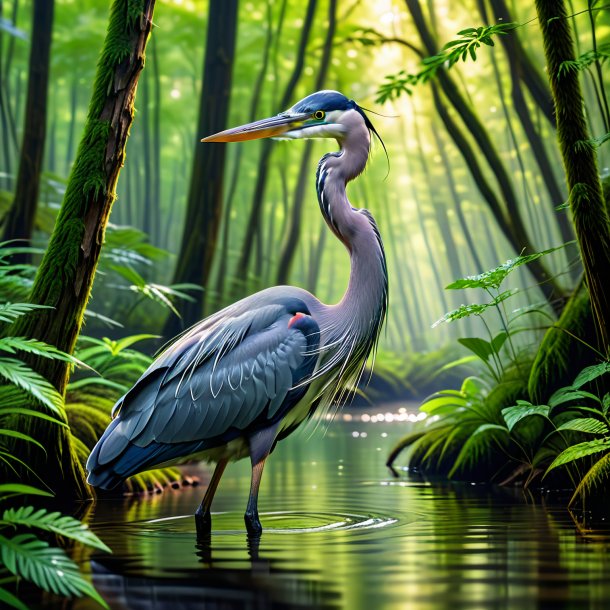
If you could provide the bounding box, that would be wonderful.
[376,22,518,103]
[390,356,610,503]
[0,533,108,608]
[432,290,514,326]
[444,245,570,291]
[1,507,110,552]
[558,42,610,79]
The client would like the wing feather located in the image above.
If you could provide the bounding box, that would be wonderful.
[115,302,319,448]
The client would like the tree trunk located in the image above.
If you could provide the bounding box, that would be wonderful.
[485,0,579,277]
[535,0,610,353]
[232,0,318,296]
[9,0,156,499]
[164,0,239,336]
[430,83,563,312]
[276,0,336,284]
[405,0,565,311]
[487,0,555,126]
[2,0,54,256]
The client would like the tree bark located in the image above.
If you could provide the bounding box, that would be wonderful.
[2,0,54,256]
[535,0,610,353]
[164,0,239,336]
[9,0,157,499]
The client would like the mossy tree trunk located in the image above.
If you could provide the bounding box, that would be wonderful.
[535,0,610,354]
[1,0,54,257]
[9,0,156,499]
[164,0,239,336]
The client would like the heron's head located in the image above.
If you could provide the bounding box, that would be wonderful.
[201,90,381,145]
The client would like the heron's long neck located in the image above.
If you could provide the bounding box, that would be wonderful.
[315,131,388,347]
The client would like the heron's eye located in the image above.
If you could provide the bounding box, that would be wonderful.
[313,110,325,121]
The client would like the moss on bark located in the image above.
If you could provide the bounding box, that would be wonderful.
[8,0,156,499]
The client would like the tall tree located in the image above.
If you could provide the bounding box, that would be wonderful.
[535,0,610,353]
[484,0,579,276]
[275,0,337,285]
[405,0,565,312]
[1,0,54,255]
[9,0,157,498]
[232,0,318,296]
[164,0,239,337]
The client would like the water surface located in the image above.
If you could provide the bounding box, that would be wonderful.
[76,407,610,610]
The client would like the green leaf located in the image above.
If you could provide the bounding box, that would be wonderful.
[0,430,45,453]
[0,484,53,499]
[0,586,28,610]
[0,533,109,608]
[0,303,52,324]
[549,386,601,408]
[556,418,609,435]
[432,290,514,326]
[571,451,610,504]
[502,402,550,431]
[0,407,68,428]
[457,337,493,362]
[449,423,509,477]
[1,507,111,552]
[546,438,610,473]
[445,244,571,290]
[110,334,159,354]
[603,393,610,415]
[0,337,80,364]
[491,331,508,354]
[0,358,64,414]
[572,362,610,388]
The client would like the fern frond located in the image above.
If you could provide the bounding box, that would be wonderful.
[1,507,110,552]
[0,533,108,607]
[571,452,610,504]
[0,358,64,414]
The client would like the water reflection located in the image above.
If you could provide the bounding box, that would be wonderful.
[72,411,610,610]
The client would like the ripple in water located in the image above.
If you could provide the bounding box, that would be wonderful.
[143,510,399,535]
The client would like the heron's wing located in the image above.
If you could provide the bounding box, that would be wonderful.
[96,300,319,464]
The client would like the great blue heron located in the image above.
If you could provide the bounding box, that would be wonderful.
[87,90,388,536]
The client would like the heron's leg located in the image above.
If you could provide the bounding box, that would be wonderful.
[195,458,228,536]
[244,456,267,535]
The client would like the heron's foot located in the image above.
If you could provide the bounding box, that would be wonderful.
[244,509,262,535]
[195,506,212,537]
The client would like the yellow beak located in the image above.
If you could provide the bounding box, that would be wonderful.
[201,113,310,142]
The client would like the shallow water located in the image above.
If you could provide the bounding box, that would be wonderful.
[74,407,610,610]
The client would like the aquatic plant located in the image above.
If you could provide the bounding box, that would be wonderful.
[0,498,110,609]
[0,305,110,607]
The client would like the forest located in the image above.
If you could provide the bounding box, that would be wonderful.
[1,0,610,608]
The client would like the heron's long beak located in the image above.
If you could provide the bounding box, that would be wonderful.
[201,112,310,142]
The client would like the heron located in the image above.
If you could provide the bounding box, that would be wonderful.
[86,90,388,536]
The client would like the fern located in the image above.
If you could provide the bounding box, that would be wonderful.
[555,418,609,435]
[571,452,610,504]
[0,303,52,324]
[0,358,64,414]
[0,336,80,364]
[1,507,110,552]
[546,438,610,473]
[0,533,108,608]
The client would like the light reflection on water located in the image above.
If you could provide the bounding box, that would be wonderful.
[74,409,610,610]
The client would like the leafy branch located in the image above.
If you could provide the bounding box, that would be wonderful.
[376,22,518,103]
